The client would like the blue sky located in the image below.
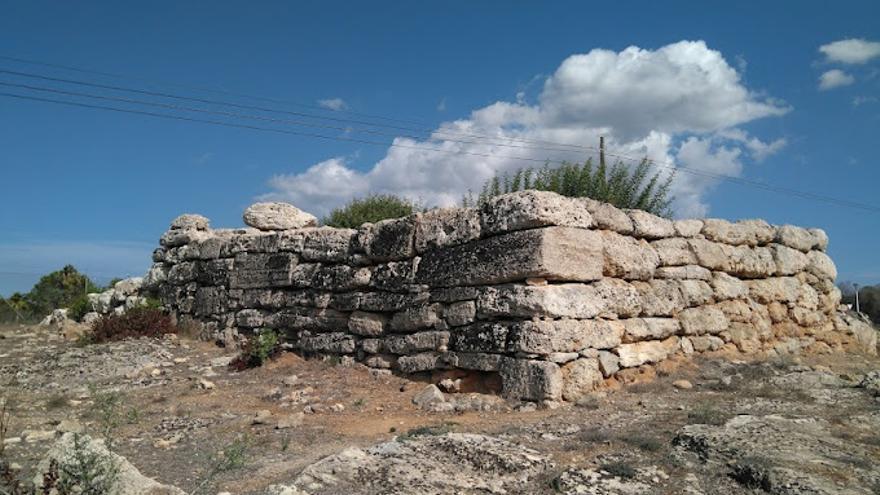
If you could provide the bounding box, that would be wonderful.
[1,1,878,296]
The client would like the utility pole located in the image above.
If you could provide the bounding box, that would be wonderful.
[854,283,860,313]
[599,136,606,168]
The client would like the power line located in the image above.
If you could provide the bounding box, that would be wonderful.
[0,65,592,152]
[3,88,879,213]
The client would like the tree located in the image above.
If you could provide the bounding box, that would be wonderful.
[323,194,418,228]
[25,265,101,318]
[465,142,675,217]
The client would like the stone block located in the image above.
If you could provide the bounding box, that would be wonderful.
[710,272,748,300]
[480,190,593,235]
[623,318,681,342]
[414,207,481,253]
[362,216,416,262]
[449,322,510,353]
[655,265,712,280]
[347,311,387,336]
[385,331,450,354]
[476,284,603,319]
[370,260,419,292]
[806,250,837,280]
[627,210,675,239]
[389,304,442,332]
[616,336,679,368]
[597,351,620,377]
[561,358,603,402]
[678,306,729,335]
[506,319,623,354]
[580,198,633,234]
[652,238,697,266]
[500,358,562,401]
[775,225,815,252]
[673,219,703,237]
[300,227,357,262]
[701,218,774,246]
[229,253,298,289]
[447,352,503,371]
[299,332,356,354]
[600,230,659,280]
[747,277,801,304]
[591,278,642,318]
[397,352,446,373]
[310,265,372,291]
[416,227,603,287]
[444,301,476,327]
[633,280,686,316]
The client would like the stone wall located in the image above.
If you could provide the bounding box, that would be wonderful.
[142,191,872,402]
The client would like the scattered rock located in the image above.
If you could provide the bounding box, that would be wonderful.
[275,413,305,430]
[252,410,273,425]
[412,385,446,410]
[243,202,318,231]
[673,379,693,390]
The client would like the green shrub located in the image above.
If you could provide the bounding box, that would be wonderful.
[323,194,417,228]
[465,146,675,217]
[86,308,177,344]
[67,295,92,322]
[231,329,281,370]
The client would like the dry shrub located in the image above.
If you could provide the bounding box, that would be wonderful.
[87,308,177,343]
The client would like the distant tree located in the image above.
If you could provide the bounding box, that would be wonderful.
[0,293,31,323]
[464,144,675,217]
[323,194,418,228]
[25,265,100,318]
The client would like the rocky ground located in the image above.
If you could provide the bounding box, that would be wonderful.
[1,323,879,494]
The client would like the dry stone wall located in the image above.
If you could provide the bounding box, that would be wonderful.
[143,191,871,402]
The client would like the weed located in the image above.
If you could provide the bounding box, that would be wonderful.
[731,456,772,490]
[353,398,366,409]
[577,427,610,444]
[87,385,124,450]
[574,395,600,409]
[45,394,68,410]
[47,433,121,494]
[230,329,281,370]
[0,396,12,458]
[600,461,637,479]
[280,436,291,452]
[190,436,250,495]
[87,308,177,343]
[686,404,731,426]
[620,433,663,452]
[398,422,456,441]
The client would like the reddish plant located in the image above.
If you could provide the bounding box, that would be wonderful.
[87,308,177,343]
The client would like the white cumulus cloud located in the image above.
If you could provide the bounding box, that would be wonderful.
[317,98,348,111]
[819,38,880,64]
[818,69,856,90]
[263,41,789,218]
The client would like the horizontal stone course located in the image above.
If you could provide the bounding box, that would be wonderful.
[148,190,850,403]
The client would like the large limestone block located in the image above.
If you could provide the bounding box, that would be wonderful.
[500,358,562,401]
[633,280,686,316]
[771,244,809,276]
[580,198,633,234]
[600,230,659,280]
[480,190,593,235]
[561,358,603,402]
[416,227,603,287]
[775,225,814,252]
[507,319,624,354]
[701,219,774,246]
[221,231,280,255]
[477,284,603,319]
[361,216,417,262]
[311,265,372,291]
[592,278,643,318]
[679,280,714,307]
[414,207,481,253]
[299,228,357,262]
[160,228,210,248]
[747,277,801,304]
[616,336,679,368]
[627,210,675,239]
[170,213,209,231]
[688,238,728,271]
[655,265,712,281]
[449,322,510,353]
[229,253,298,289]
[724,245,776,278]
[397,352,446,373]
[385,331,450,354]
[348,311,387,336]
[806,250,837,280]
[710,272,749,300]
[677,306,730,335]
[809,228,829,251]
[298,332,357,354]
[652,238,698,266]
[243,202,318,231]
[389,304,442,332]
[673,219,704,238]
[623,318,681,342]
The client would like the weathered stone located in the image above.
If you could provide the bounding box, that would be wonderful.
[243,202,318,231]
[561,358,603,401]
[300,228,356,262]
[500,358,562,401]
[480,190,593,235]
[412,385,445,408]
[361,338,384,354]
[230,253,298,289]
[389,304,442,332]
[652,238,698,266]
[507,319,623,354]
[385,331,450,354]
[414,207,481,253]
[429,286,480,302]
[678,279,714,307]
[477,284,603,319]
[347,311,387,336]
[450,322,509,352]
[616,337,679,367]
[747,277,801,304]
[677,306,729,335]
[591,278,643,318]
[273,307,349,332]
[724,245,776,278]
[688,335,724,352]
[627,210,675,239]
[298,332,356,354]
[311,265,371,291]
[809,228,829,251]
[168,261,199,285]
[655,265,712,280]
[361,217,416,262]
[580,198,633,234]
[597,350,620,377]
[806,250,837,280]
[623,318,681,342]
[633,280,686,316]
[673,219,703,238]
[397,352,446,373]
[236,309,266,328]
[688,238,728,271]
[702,218,774,246]
[771,244,809,275]
[710,271,749,300]
[370,260,418,292]
[416,227,603,287]
[170,213,209,231]
[359,291,429,312]
[447,352,503,371]
[444,300,476,327]
[600,230,659,280]
[775,224,814,252]
[221,231,280,255]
